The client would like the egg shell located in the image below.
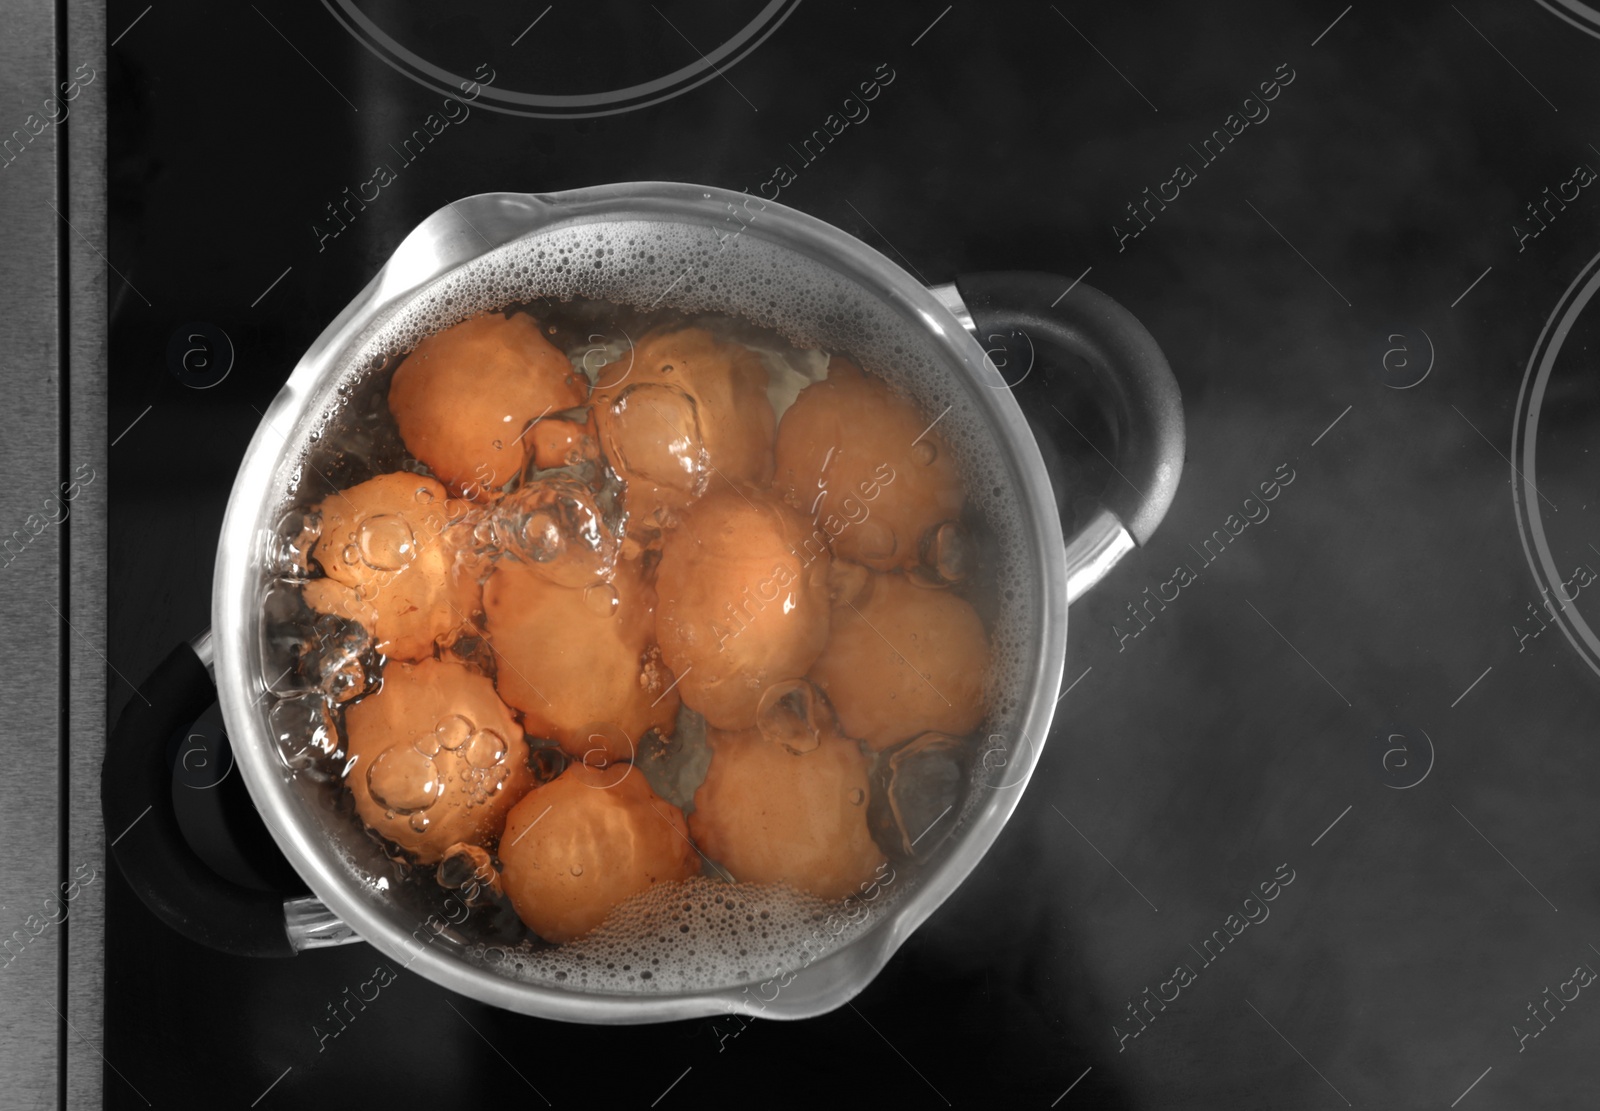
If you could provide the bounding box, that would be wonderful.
[774,356,964,571]
[808,570,989,750]
[484,554,678,761]
[592,327,776,525]
[343,657,534,863]
[688,728,885,901]
[499,763,699,943]
[388,312,586,498]
[303,471,482,662]
[654,488,831,730]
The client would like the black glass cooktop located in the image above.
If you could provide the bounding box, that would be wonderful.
[107,2,1600,1107]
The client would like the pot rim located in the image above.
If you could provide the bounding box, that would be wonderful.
[213,183,1068,1023]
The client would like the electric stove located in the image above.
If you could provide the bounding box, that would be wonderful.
[82,2,1600,1107]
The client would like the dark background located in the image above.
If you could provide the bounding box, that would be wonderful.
[106,2,1600,1107]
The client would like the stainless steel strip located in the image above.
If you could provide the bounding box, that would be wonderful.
[66,0,108,1106]
[926,281,977,335]
[1063,505,1137,606]
[284,895,364,951]
[0,0,69,1105]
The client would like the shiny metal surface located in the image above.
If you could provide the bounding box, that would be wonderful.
[188,626,217,681]
[213,185,1071,1023]
[1,0,106,1107]
[932,280,1146,603]
[1064,506,1138,607]
[927,280,977,335]
[284,895,364,951]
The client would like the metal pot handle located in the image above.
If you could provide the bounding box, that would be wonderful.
[102,631,358,957]
[940,271,1185,603]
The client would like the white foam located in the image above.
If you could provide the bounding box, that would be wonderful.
[473,875,884,995]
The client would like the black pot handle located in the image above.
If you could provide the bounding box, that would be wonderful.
[103,635,298,957]
[952,271,1185,602]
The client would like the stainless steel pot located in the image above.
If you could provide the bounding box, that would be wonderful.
[104,184,1183,1023]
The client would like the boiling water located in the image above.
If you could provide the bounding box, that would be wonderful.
[258,217,1042,996]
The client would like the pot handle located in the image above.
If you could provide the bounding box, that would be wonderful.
[948,271,1185,603]
[103,632,354,957]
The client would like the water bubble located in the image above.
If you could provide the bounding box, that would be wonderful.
[911,441,937,466]
[342,543,359,565]
[439,843,492,887]
[409,812,431,833]
[849,788,865,806]
[570,864,585,877]
[413,733,441,757]
[435,714,474,750]
[328,650,375,703]
[489,476,618,587]
[357,514,417,571]
[525,510,564,554]
[930,521,971,583]
[300,613,376,704]
[414,485,435,503]
[492,439,504,450]
[584,582,619,618]
[868,731,970,862]
[755,678,830,755]
[276,509,322,577]
[367,745,444,813]
[268,697,339,772]
[436,625,495,673]
[913,521,972,588]
[463,728,508,769]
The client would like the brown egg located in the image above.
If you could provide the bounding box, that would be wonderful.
[342,658,534,863]
[688,729,885,901]
[388,312,586,498]
[499,763,699,943]
[591,327,776,527]
[302,472,482,662]
[528,412,601,472]
[654,488,831,731]
[774,356,964,571]
[808,571,989,751]
[483,554,678,762]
